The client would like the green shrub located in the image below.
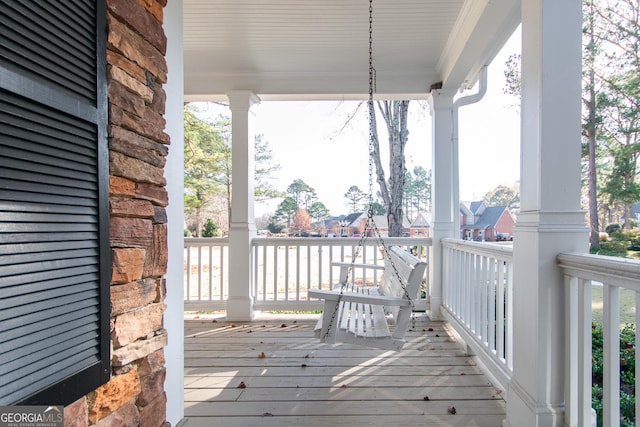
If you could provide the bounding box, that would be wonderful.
[202,218,220,237]
[592,322,636,427]
[598,240,631,254]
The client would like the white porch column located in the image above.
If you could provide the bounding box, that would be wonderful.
[226,91,260,321]
[162,0,184,424]
[504,1,588,426]
[428,89,457,320]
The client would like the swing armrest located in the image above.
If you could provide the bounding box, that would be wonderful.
[308,289,411,307]
[331,262,384,283]
[331,262,385,270]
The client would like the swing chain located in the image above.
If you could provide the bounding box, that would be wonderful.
[322,0,416,341]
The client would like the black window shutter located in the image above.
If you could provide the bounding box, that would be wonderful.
[0,0,110,405]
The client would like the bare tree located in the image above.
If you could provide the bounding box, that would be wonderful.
[369,100,410,237]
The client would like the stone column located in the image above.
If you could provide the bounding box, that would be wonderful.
[504,0,588,426]
[162,0,184,424]
[226,91,260,321]
[428,89,457,320]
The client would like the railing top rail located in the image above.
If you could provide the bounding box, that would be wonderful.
[251,236,432,246]
[441,237,513,259]
[557,252,640,291]
[184,237,229,245]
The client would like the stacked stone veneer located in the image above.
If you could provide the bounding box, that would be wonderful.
[65,0,170,426]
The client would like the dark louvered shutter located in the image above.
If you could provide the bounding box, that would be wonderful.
[0,0,110,405]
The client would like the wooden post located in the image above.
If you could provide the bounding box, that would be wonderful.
[163,1,185,423]
[504,0,588,425]
[428,89,457,320]
[226,91,260,321]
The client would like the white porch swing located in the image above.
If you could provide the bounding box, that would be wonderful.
[308,0,427,351]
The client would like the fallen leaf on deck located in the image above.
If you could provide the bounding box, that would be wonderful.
[301,364,307,368]
[448,405,456,415]
[262,412,273,417]
[258,352,266,358]
[423,396,430,401]
[281,324,287,328]
[237,381,246,389]
[428,327,434,331]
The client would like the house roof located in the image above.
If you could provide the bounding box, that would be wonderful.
[461,206,507,230]
[411,213,430,228]
[183,0,521,100]
[459,202,474,217]
[469,201,485,214]
[371,215,411,229]
[343,212,365,226]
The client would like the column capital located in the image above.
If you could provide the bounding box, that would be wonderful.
[227,91,261,110]
[428,89,456,111]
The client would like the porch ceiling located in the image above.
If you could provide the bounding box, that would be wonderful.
[183,0,521,102]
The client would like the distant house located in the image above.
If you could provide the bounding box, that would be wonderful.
[312,212,431,237]
[409,212,431,237]
[460,201,515,242]
[310,212,367,237]
[627,202,640,225]
[311,215,344,237]
[363,215,411,237]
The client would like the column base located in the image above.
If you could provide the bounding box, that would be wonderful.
[226,296,254,321]
[504,379,565,427]
[428,295,443,320]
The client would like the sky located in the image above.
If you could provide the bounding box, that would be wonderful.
[194,28,522,218]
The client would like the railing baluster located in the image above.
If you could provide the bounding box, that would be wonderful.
[565,274,579,426]
[579,279,592,426]
[208,243,213,301]
[505,260,513,370]
[488,258,496,353]
[480,255,488,344]
[197,246,202,301]
[186,246,191,301]
[603,284,620,427]
[636,291,640,426]
[306,245,311,300]
[261,244,267,301]
[496,259,505,362]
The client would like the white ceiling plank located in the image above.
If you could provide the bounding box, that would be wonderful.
[183,0,520,100]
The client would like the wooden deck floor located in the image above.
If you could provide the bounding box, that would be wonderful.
[181,313,506,427]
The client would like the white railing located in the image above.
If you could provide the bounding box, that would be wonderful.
[252,237,431,311]
[558,253,640,427]
[184,238,229,311]
[441,238,514,391]
[184,237,431,312]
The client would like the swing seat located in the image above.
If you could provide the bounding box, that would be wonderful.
[308,246,427,351]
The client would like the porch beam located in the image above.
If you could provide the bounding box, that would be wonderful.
[428,89,457,320]
[504,0,588,426]
[226,91,260,321]
[163,1,184,424]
